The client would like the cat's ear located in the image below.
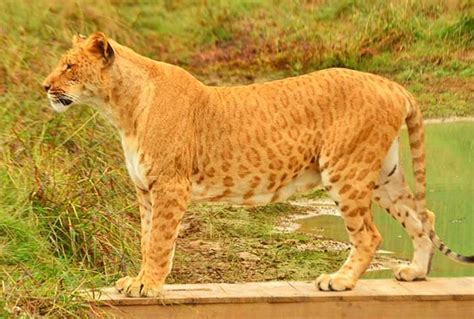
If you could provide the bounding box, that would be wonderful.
[85,32,114,66]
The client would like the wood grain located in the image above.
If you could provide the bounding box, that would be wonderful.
[87,277,474,318]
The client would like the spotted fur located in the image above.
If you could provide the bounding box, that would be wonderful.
[43,32,473,296]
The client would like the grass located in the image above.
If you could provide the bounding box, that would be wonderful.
[0,0,473,316]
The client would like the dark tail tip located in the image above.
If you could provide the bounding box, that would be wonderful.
[459,254,474,264]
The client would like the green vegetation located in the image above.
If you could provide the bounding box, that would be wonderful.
[0,0,472,316]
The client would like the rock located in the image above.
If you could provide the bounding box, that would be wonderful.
[238,252,260,261]
[188,240,221,251]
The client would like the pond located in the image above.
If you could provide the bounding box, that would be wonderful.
[298,122,474,278]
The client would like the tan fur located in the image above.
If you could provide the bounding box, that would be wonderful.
[43,33,437,296]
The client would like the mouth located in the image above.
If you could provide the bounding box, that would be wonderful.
[48,93,75,112]
[58,96,73,106]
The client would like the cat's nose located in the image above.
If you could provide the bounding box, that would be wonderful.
[43,83,51,92]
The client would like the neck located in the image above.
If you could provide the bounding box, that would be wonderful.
[93,44,207,137]
[95,51,151,134]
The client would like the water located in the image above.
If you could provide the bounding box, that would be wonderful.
[298,122,474,278]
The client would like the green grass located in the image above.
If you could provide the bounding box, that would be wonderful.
[0,0,473,316]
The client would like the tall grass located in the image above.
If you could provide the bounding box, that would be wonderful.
[0,0,472,316]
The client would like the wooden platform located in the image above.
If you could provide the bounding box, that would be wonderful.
[90,277,474,318]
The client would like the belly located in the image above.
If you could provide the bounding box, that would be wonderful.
[191,168,321,206]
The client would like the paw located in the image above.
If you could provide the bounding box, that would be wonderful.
[115,275,163,297]
[394,264,426,281]
[315,273,355,291]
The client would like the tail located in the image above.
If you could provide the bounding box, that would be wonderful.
[405,98,474,264]
[429,230,474,264]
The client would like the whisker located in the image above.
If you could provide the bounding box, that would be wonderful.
[63,96,79,103]
[49,89,64,94]
[64,92,79,98]
[63,92,80,101]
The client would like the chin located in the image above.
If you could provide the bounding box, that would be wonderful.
[50,100,72,113]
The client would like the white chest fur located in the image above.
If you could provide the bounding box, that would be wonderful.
[121,136,147,190]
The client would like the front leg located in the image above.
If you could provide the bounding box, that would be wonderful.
[116,178,190,297]
[135,187,152,268]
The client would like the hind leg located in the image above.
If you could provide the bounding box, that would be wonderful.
[316,162,382,291]
[372,138,435,281]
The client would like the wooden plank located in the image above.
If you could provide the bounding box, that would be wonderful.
[348,278,414,301]
[91,277,474,305]
[104,300,474,319]
[90,277,474,318]
[216,281,302,303]
[397,277,474,301]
